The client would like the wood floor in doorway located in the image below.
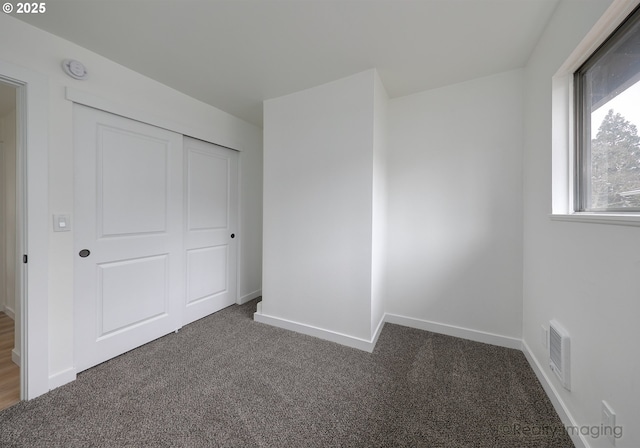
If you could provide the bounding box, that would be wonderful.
[0,312,19,410]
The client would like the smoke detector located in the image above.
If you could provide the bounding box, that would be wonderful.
[62,59,88,80]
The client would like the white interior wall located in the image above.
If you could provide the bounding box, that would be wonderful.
[0,14,263,383]
[261,70,377,342]
[261,68,525,349]
[386,70,524,340]
[523,1,639,447]
[0,109,16,318]
[238,146,263,304]
[371,72,388,336]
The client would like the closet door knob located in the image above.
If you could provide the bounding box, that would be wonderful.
[79,249,91,258]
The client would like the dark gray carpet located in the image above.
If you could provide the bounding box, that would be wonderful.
[0,299,573,447]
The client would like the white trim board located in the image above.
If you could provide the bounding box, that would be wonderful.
[11,348,20,367]
[238,289,261,305]
[0,59,50,400]
[384,313,522,350]
[48,367,77,391]
[521,341,587,448]
[65,88,241,153]
[254,306,380,353]
[550,213,640,227]
[253,307,520,353]
[4,306,15,320]
[371,315,385,348]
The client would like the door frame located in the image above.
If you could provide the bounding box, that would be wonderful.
[0,60,49,400]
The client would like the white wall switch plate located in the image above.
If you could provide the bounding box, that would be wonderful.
[53,214,71,232]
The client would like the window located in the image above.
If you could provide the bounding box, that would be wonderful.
[575,5,640,212]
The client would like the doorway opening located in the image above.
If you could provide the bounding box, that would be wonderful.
[0,81,19,410]
[0,60,49,402]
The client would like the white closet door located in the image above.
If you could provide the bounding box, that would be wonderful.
[74,105,184,373]
[183,137,237,325]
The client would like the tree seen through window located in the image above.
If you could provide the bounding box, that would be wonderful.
[590,109,640,209]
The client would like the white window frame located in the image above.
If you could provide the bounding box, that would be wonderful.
[551,0,640,227]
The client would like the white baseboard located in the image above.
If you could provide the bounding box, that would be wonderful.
[238,289,262,305]
[254,309,377,352]
[384,313,522,350]
[253,307,520,354]
[4,306,15,320]
[521,341,587,448]
[11,348,20,366]
[371,315,385,349]
[48,367,77,391]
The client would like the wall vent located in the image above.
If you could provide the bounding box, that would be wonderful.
[549,320,571,391]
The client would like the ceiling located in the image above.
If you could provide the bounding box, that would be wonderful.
[17,0,560,127]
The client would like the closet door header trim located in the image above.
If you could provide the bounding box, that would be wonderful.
[65,87,240,152]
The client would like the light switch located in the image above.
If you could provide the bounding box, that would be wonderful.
[53,214,71,232]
